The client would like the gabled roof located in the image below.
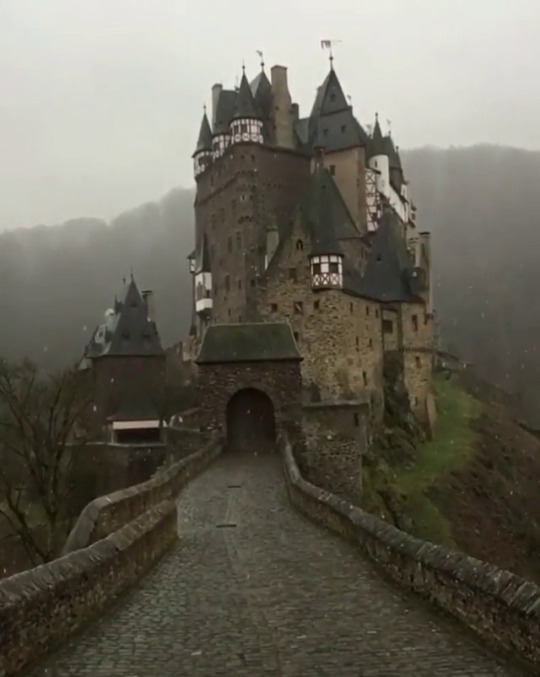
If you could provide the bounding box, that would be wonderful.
[196,323,301,364]
[303,161,360,243]
[83,278,164,360]
[194,111,212,155]
[233,73,260,120]
[307,68,369,151]
[195,233,211,273]
[213,89,237,134]
[360,208,418,302]
[310,69,349,117]
[301,162,358,255]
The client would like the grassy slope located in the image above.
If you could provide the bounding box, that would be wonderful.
[363,373,540,582]
[363,374,481,546]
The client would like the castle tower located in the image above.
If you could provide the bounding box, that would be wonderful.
[192,109,213,179]
[230,71,264,145]
[308,66,369,232]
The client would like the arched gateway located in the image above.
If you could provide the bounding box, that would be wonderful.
[195,322,302,448]
[226,387,276,452]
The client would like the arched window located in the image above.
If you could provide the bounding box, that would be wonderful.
[295,239,304,251]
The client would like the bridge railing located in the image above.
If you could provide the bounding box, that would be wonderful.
[280,433,540,669]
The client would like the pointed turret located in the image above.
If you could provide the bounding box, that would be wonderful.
[192,109,213,178]
[230,71,264,145]
[367,114,386,159]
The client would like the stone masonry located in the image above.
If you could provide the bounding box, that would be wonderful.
[25,453,530,676]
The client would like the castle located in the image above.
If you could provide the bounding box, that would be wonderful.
[187,54,435,438]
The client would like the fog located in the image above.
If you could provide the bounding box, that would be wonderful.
[2,0,540,229]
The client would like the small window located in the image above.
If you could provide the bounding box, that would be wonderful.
[314,300,320,311]
[250,279,256,288]
[294,301,303,315]
[341,124,347,133]
[270,303,278,313]
[329,262,339,274]
[369,338,373,348]
[353,413,360,427]
[330,92,336,102]
[412,315,418,331]
[363,371,368,386]
[366,305,370,316]
[225,275,230,292]
[289,268,297,282]
[293,331,300,342]
[236,232,241,247]
[375,309,380,319]
[227,308,231,317]
[296,239,304,251]
[415,355,421,368]
[355,337,359,351]
[313,262,321,274]
[329,164,336,176]
[350,302,353,314]
[383,319,393,334]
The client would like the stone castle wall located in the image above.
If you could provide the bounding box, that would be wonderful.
[0,440,221,676]
[281,434,540,669]
[298,400,369,504]
[260,218,383,406]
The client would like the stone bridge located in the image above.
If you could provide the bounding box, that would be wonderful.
[2,441,538,676]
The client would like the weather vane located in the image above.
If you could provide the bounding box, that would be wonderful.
[320,39,342,68]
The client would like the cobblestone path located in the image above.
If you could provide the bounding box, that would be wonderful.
[28,452,531,676]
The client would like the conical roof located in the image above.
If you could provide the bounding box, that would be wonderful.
[367,116,386,158]
[193,111,212,155]
[233,73,260,120]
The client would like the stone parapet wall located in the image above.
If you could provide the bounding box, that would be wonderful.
[64,438,220,553]
[0,500,176,676]
[166,425,213,460]
[280,434,540,668]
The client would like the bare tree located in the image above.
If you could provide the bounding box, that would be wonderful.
[0,358,91,566]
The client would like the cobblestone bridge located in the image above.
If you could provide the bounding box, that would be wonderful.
[28,453,529,676]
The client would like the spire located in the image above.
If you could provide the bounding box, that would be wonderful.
[304,163,343,256]
[367,113,386,159]
[233,72,260,119]
[194,108,212,153]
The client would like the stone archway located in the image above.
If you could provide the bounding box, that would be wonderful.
[226,388,276,453]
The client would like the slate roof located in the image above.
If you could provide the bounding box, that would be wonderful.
[301,162,359,255]
[367,116,386,159]
[193,111,212,155]
[196,323,301,364]
[359,208,418,302]
[307,68,369,152]
[82,277,164,359]
[233,73,260,120]
[213,89,238,134]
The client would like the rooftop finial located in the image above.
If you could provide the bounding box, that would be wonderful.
[321,39,341,70]
[375,111,379,121]
[387,118,392,135]
[203,103,207,114]
[256,49,265,70]
[242,59,245,75]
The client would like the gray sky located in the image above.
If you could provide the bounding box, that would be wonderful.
[1,0,538,230]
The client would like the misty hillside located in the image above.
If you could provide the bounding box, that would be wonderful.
[1,144,540,422]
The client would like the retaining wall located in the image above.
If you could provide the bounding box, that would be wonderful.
[64,437,220,553]
[281,435,540,668]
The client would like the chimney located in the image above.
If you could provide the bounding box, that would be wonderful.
[211,83,222,129]
[271,65,294,149]
[142,290,156,323]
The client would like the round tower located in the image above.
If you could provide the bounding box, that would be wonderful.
[230,70,264,145]
[192,108,213,178]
